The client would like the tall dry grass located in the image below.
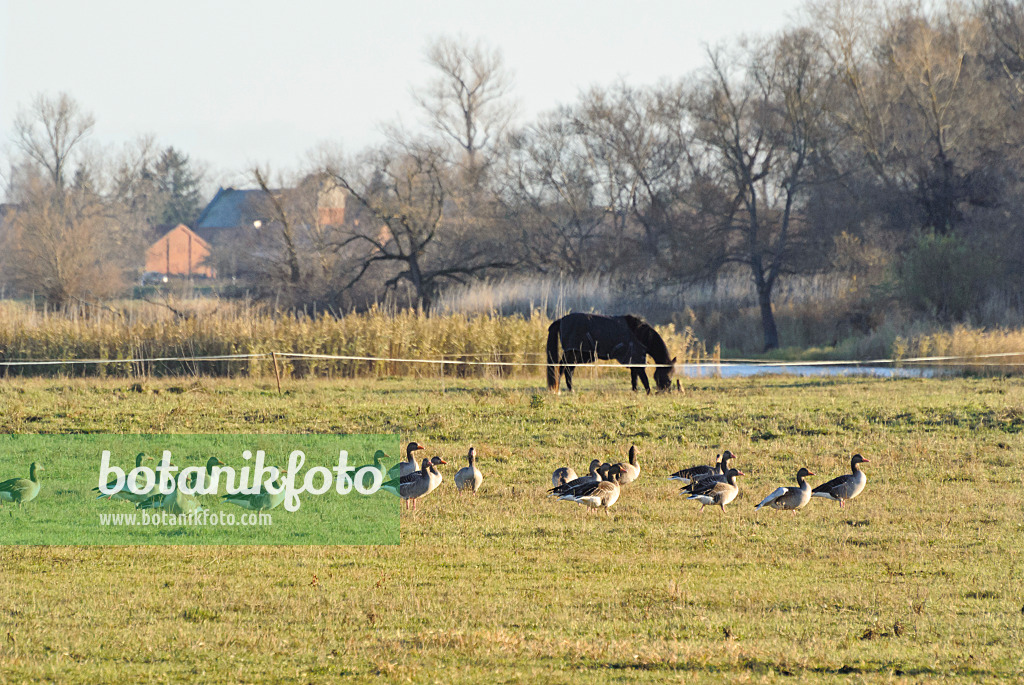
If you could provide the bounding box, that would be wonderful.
[0,299,708,379]
[896,325,1024,375]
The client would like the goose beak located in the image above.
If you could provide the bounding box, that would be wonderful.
[807,471,815,476]
[436,459,447,465]
[861,458,871,463]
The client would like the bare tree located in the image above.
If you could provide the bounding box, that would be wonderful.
[498,111,615,276]
[5,172,126,306]
[13,92,95,192]
[326,138,513,311]
[815,0,1005,234]
[687,31,838,350]
[414,36,517,184]
[978,0,1024,99]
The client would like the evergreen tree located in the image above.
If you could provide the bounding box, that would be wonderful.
[154,147,202,226]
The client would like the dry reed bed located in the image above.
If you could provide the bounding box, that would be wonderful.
[0,301,708,379]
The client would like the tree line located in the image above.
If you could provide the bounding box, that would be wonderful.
[3,0,1023,350]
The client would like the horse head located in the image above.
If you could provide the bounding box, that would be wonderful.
[654,357,676,392]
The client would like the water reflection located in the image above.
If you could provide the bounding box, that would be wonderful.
[678,363,938,379]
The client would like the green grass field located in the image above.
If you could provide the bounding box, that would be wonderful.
[1,374,1022,683]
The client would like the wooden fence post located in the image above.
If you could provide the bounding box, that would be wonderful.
[272,352,282,395]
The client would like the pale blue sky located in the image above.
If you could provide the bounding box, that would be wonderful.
[1,0,806,185]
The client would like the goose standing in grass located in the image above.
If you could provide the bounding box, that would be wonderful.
[669,452,723,484]
[558,466,622,516]
[755,468,815,513]
[454,446,483,493]
[138,472,205,515]
[398,442,427,478]
[685,468,743,513]
[94,452,154,503]
[678,451,737,494]
[551,465,579,488]
[352,450,397,484]
[548,459,602,497]
[221,476,286,512]
[0,462,43,507]
[384,457,444,510]
[615,444,641,485]
[196,456,226,491]
[812,454,870,508]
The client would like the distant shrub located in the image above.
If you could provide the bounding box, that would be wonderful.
[895,231,989,322]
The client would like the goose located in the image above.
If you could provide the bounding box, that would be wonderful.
[94,452,154,503]
[558,466,622,515]
[548,459,603,497]
[561,464,622,511]
[812,454,870,507]
[551,466,578,488]
[678,451,736,494]
[755,467,815,513]
[138,472,205,515]
[685,468,743,513]
[383,457,444,510]
[398,442,427,478]
[352,450,398,484]
[195,456,226,491]
[669,452,724,484]
[0,462,43,507]
[221,476,286,511]
[615,444,641,485]
[454,446,483,493]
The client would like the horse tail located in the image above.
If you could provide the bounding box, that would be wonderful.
[546,320,561,392]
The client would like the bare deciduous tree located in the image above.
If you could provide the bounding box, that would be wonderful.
[5,173,126,306]
[414,36,516,184]
[687,30,838,350]
[13,92,96,192]
[327,138,512,311]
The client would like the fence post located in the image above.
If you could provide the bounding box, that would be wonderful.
[272,351,283,395]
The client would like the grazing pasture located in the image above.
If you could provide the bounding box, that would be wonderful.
[0,374,1022,683]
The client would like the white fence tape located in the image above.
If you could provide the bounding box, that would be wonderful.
[1,351,1023,368]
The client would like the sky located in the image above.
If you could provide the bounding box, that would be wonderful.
[1,0,807,188]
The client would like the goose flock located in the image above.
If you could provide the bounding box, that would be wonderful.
[377,442,871,517]
[0,444,870,519]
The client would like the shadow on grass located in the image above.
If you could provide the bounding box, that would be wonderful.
[596,658,1001,679]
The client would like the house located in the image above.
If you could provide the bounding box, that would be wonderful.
[194,177,346,245]
[145,224,215,278]
[193,188,267,245]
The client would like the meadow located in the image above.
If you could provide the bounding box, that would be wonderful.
[0,372,1022,683]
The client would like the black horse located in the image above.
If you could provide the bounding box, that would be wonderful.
[546,313,676,393]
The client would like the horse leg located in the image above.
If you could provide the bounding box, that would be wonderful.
[631,368,639,391]
[561,355,575,392]
[636,369,651,394]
